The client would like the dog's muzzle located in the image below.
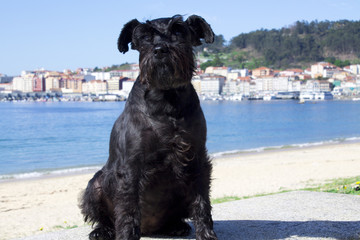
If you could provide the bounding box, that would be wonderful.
[153,45,169,59]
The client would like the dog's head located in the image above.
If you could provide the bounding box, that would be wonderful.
[118,15,214,90]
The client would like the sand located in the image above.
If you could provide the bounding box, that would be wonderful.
[1,142,360,240]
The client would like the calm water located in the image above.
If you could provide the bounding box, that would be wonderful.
[1,100,360,177]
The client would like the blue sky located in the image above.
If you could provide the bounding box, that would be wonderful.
[1,0,359,76]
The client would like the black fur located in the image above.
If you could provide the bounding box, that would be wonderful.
[80,15,217,240]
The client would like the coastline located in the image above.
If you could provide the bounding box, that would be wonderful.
[1,141,360,239]
[2,136,360,182]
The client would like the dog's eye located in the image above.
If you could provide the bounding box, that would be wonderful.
[141,34,152,42]
[171,25,185,40]
[173,29,183,37]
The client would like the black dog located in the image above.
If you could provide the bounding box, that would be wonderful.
[80,15,217,240]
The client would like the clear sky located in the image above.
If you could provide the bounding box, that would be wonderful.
[1,0,359,76]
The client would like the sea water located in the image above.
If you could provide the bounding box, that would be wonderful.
[1,100,360,178]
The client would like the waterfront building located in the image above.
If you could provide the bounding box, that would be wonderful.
[0,83,12,93]
[33,76,45,92]
[122,78,136,94]
[251,77,289,92]
[118,70,140,79]
[227,69,249,81]
[191,76,201,95]
[319,80,332,92]
[249,82,257,94]
[332,71,351,81]
[310,62,338,78]
[0,75,13,83]
[44,72,61,92]
[82,80,107,94]
[237,77,251,96]
[91,72,111,81]
[273,77,289,92]
[83,74,96,82]
[289,80,301,92]
[107,77,121,92]
[12,75,33,92]
[59,76,83,93]
[300,79,331,92]
[222,79,238,95]
[198,74,225,95]
[205,66,230,77]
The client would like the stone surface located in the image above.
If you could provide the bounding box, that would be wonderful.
[16,191,360,240]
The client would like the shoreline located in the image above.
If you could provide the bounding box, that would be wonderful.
[1,141,360,239]
[2,137,360,183]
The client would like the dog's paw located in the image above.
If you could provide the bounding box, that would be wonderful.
[115,226,140,240]
[163,221,192,236]
[196,229,218,240]
[89,226,114,240]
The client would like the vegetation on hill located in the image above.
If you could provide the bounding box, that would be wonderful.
[197,19,360,70]
[93,63,132,72]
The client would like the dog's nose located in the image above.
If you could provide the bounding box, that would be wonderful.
[153,45,169,58]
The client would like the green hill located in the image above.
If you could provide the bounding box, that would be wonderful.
[198,19,360,70]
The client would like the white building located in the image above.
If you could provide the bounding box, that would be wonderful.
[205,67,230,77]
[91,72,111,81]
[12,75,33,92]
[222,80,238,95]
[122,79,136,93]
[350,64,360,75]
[301,80,321,92]
[199,74,225,95]
[82,80,107,94]
[45,76,60,92]
[226,69,249,81]
[191,76,201,94]
[289,80,301,92]
[237,79,250,96]
[272,77,289,91]
[107,77,121,92]
[251,77,289,92]
[0,83,12,93]
[311,62,338,78]
[119,70,140,79]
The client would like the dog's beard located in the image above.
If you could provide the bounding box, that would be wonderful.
[139,46,195,90]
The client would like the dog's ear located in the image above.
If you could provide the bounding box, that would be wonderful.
[118,19,141,54]
[185,15,214,46]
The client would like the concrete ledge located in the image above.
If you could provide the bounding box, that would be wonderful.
[16,191,360,240]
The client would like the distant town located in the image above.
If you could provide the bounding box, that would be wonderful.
[1,61,360,102]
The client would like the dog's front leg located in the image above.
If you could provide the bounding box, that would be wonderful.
[191,193,217,240]
[191,161,218,240]
[113,165,141,240]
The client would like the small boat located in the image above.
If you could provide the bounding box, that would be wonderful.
[263,95,272,101]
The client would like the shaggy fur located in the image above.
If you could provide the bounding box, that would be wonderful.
[80,15,217,240]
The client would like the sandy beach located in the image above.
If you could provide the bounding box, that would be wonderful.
[1,142,360,240]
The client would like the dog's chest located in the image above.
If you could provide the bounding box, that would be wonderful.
[145,115,194,161]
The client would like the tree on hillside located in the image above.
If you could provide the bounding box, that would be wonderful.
[195,34,226,53]
[200,54,224,70]
[226,19,360,69]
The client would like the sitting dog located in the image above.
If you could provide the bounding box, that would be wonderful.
[80,15,217,240]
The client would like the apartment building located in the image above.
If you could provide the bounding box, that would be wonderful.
[205,66,230,77]
[12,75,33,92]
[252,67,274,77]
[122,78,136,93]
[198,74,225,95]
[82,80,107,94]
